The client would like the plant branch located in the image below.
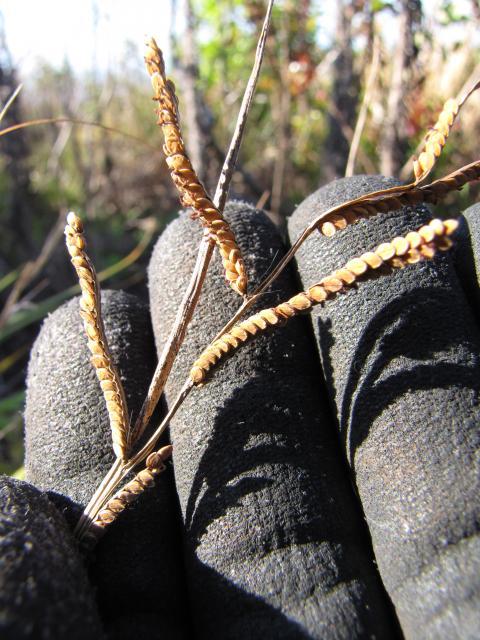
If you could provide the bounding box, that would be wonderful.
[75,380,192,541]
[208,158,480,342]
[77,2,274,541]
[0,83,23,123]
[190,218,459,385]
[85,214,461,538]
[131,3,274,443]
[0,212,65,331]
[0,117,158,150]
[76,154,480,542]
[129,232,214,445]
[345,36,380,177]
[214,0,274,212]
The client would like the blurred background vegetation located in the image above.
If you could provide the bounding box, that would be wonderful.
[1,0,479,476]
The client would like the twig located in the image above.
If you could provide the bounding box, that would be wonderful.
[213,0,274,211]
[77,1,274,541]
[327,101,377,175]
[129,3,274,444]
[75,380,192,541]
[256,190,271,210]
[47,122,74,175]
[0,212,65,331]
[0,83,23,123]
[179,0,205,180]
[0,118,158,151]
[271,7,292,214]
[345,36,380,177]
[129,232,214,445]
[380,2,413,177]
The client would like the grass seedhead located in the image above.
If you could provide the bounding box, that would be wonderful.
[413,80,480,184]
[90,445,173,537]
[190,218,458,386]
[144,38,248,297]
[65,212,130,462]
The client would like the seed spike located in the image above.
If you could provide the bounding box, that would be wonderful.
[190,218,459,386]
[144,38,248,297]
[65,212,130,462]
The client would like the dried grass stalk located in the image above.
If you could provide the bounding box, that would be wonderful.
[89,445,173,536]
[413,98,460,182]
[190,218,458,385]
[65,212,130,461]
[413,80,480,183]
[144,38,248,297]
[314,159,480,238]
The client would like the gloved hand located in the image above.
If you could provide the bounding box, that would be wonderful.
[1,176,479,640]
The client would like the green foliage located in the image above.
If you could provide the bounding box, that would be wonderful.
[371,1,394,12]
[0,391,24,475]
[438,1,469,25]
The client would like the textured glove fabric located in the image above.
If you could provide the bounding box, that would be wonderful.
[148,202,399,639]
[456,203,480,321]
[25,290,155,503]
[0,476,103,640]
[288,175,480,639]
[24,289,191,639]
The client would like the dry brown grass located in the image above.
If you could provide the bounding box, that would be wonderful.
[65,9,479,544]
[190,218,458,385]
[312,160,480,239]
[65,212,130,462]
[144,38,248,297]
[413,81,480,184]
[89,445,172,539]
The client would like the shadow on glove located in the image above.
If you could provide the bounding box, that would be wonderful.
[21,290,191,639]
[0,476,103,639]
[148,201,400,639]
[288,175,480,639]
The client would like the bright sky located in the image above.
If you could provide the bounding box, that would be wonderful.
[0,0,476,79]
[1,0,172,76]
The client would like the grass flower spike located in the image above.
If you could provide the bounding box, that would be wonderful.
[190,218,458,385]
[144,37,248,297]
[65,212,130,461]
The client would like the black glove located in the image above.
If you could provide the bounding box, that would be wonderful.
[1,177,479,639]
[288,176,480,639]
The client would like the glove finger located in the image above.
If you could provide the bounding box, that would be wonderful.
[25,289,191,639]
[288,175,480,639]
[148,202,399,639]
[0,476,103,640]
[454,203,480,322]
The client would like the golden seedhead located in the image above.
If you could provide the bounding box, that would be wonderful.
[144,38,247,297]
[413,98,459,182]
[190,218,459,385]
[65,212,130,461]
[91,445,173,534]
